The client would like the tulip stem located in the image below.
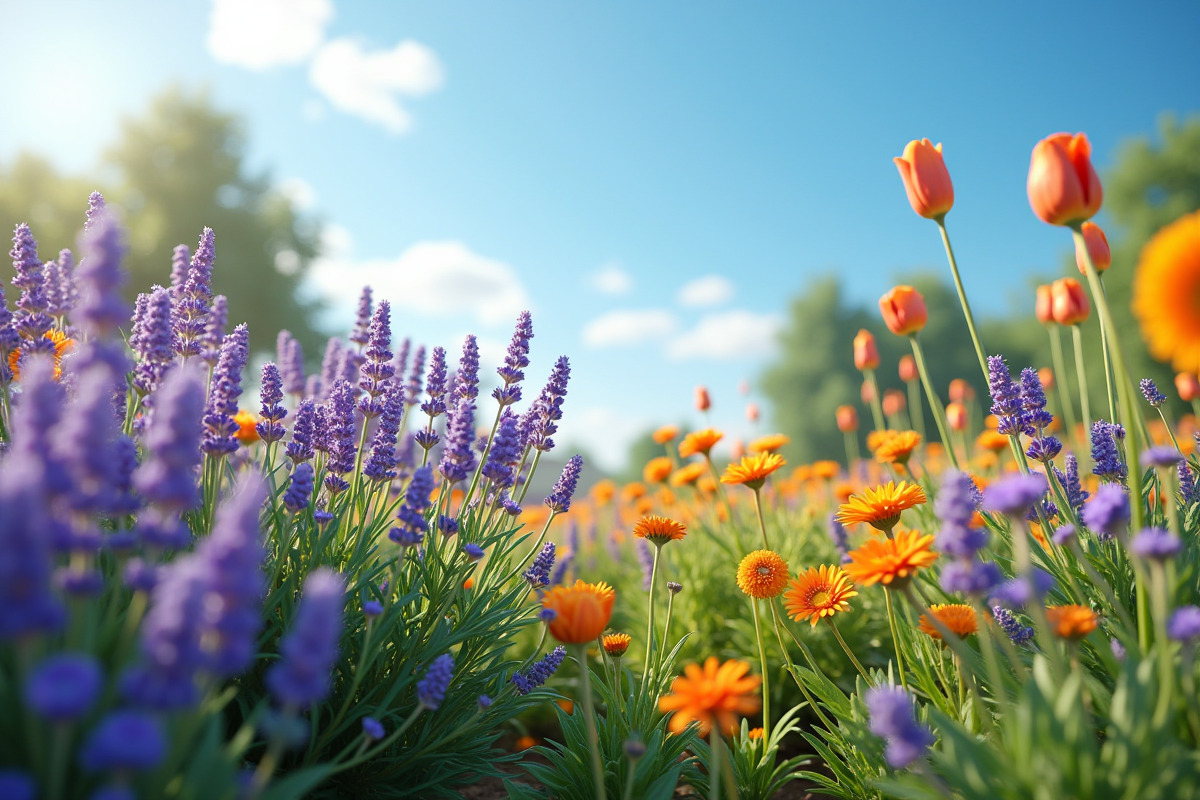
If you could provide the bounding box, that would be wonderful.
[864,369,886,433]
[844,431,860,470]
[1047,325,1079,448]
[1096,276,1118,424]
[1070,325,1092,434]
[576,645,608,800]
[936,219,989,385]
[907,378,926,440]
[907,335,960,470]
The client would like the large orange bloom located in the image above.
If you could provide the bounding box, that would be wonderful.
[918,604,978,640]
[843,530,938,587]
[836,481,927,532]
[784,565,858,627]
[8,329,73,380]
[1045,604,1098,640]
[873,431,921,466]
[670,462,707,487]
[1132,210,1200,374]
[541,580,616,644]
[652,425,680,445]
[879,286,928,337]
[748,433,790,454]
[632,515,687,545]
[658,657,761,736]
[736,550,789,599]
[1027,132,1102,227]
[234,410,261,444]
[678,428,723,459]
[643,456,674,484]
[721,452,785,490]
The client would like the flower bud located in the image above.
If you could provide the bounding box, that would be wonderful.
[898,355,917,383]
[894,139,955,220]
[1035,284,1054,324]
[745,403,759,423]
[1050,278,1090,326]
[836,405,859,433]
[1075,221,1111,274]
[853,329,880,371]
[879,286,928,336]
[946,402,967,432]
[883,389,906,417]
[1027,132,1103,226]
[948,378,973,404]
[694,386,710,412]
[1176,372,1200,402]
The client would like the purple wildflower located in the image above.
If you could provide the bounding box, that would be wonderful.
[25,653,102,722]
[132,287,174,396]
[389,466,435,547]
[551,551,574,586]
[323,380,357,492]
[494,311,533,406]
[200,294,228,365]
[363,601,383,618]
[319,337,344,399]
[1056,453,1090,515]
[439,399,477,484]
[864,686,935,769]
[525,543,556,587]
[421,346,449,419]
[52,364,125,515]
[990,569,1055,608]
[200,324,249,456]
[80,711,166,772]
[350,286,372,347]
[10,222,54,355]
[987,355,1028,437]
[358,300,394,418]
[1168,606,1200,643]
[521,356,570,452]
[1141,445,1181,469]
[511,646,566,695]
[464,543,485,562]
[992,607,1034,645]
[940,560,1002,596]
[393,338,411,387]
[636,539,653,590]
[134,367,205,512]
[1130,526,1182,561]
[456,335,480,403]
[1052,524,1077,545]
[1020,366,1059,463]
[174,228,215,359]
[405,345,426,407]
[362,717,385,741]
[539,608,557,623]
[279,333,306,396]
[44,249,75,319]
[257,362,288,443]
[266,568,347,709]
[122,559,209,709]
[84,191,106,229]
[483,411,522,489]
[827,513,851,563]
[981,472,1048,517]
[935,471,988,557]
[1081,483,1130,541]
[363,380,404,482]
[1180,461,1197,505]
[0,772,35,800]
[169,243,190,300]
[1140,378,1167,408]
[417,654,455,710]
[1091,420,1127,483]
[545,455,584,514]
[286,399,317,464]
[1111,638,1127,661]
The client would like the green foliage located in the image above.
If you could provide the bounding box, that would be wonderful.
[687,707,811,800]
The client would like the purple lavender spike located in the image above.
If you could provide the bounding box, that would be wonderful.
[456,335,480,403]
[438,398,477,484]
[84,191,106,230]
[256,363,287,443]
[0,463,66,640]
[545,455,583,514]
[358,300,394,418]
[10,223,53,355]
[482,411,522,489]
[132,287,174,397]
[44,249,75,319]
[350,286,372,347]
[169,244,191,301]
[174,228,215,359]
[520,356,570,453]
[200,295,228,365]
[405,345,426,407]
[134,366,205,513]
[323,380,357,492]
[364,380,404,482]
[53,363,125,515]
[200,324,249,457]
[286,399,317,464]
[319,337,344,400]
[265,568,346,709]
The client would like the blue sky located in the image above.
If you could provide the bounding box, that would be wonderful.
[2,1,1197,469]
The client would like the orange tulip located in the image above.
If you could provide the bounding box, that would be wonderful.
[948,378,973,404]
[894,139,955,219]
[1176,372,1200,402]
[542,580,616,644]
[1035,284,1054,324]
[1074,221,1111,274]
[1027,132,1103,226]
[946,401,967,432]
[745,403,759,423]
[853,329,880,371]
[898,354,917,383]
[883,389,906,417]
[879,286,928,336]
[694,386,711,412]
[836,405,859,433]
[1050,278,1090,326]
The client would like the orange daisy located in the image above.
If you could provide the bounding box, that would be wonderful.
[811,460,840,480]
[633,515,687,546]
[678,428,724,459]
[720,452,786,490]
[1045,605,1099,640]
[736,550,789,599]
[874,431,922,465]
[621,482,648,502]
[652,424,680,445]
[602,632,631,657]
[918,604,978,640]
[866,429,894,452]
[748,433,790,454]
[670,462,707,487]
[843,529,938,588]
[1132,209,1200,374]
[8,329,73,380]
[835,481,927,532]
[976,430,1010,453]
[643,456,674,484]
[784,565,858,627]
[633,497,655,516]
[591,479,617,505]
[658,657,762,736]
[541,580,616,644]
[234,409,261,444]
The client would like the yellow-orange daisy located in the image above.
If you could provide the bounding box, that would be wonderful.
[811,460,840,480]
[874,430,922,465]
[917,604,978,640]
[643,456,674,484]
[621,482,648,502]
[976,430,1010,453]
[843,529,938,588]
[1045,604,1099,640]
[633,515,687,546]
[234,409,261,444]
[652,424,680,444]
[736,550,789,599]
[720,452,785,490]
[678,428,724,459]
[784,565,858,627]
[1132,209,1200,374]
[8,329,73,380]
[634,497,655,516]
[748,433,790,454]
[541,580,616,644]
[670,462,707,487]
[658,657,761,736]
[590,479,616,505]
[601,632,631,657]
[866,430,894,452]
[835,481,927,532]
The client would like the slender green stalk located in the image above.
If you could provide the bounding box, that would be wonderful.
[908,336,960,470]
[907,378,926,439]
[864,368,886,432]
[659,590,677,667]
[844,430,861,467]
[708,728,722,800]
[750,489,771,550]
[576,645,608,800]
[1070,324,1092,433]
[1097,276,1118,424]
[642,545,663,684]
[1047,325,1079,447]
[936,218,990,384]
[769,603,839,730]
[750,598,771,739]
[883,589,909,691]
[825,618,870,682]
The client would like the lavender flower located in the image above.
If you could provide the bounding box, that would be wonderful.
[1081,483,1130,541]
[992,607,1034,645]
[10,222,53,354]
[864,686,935,769]
[405,345,426,407]
[121,559,209,709]
[935,471,988,557]
[827,514,851,563]
[53,364,125,515]
[266,569,347,709]
[482,411,522,489]
[80,711,166,772]
[1091,420,1127,483]
[362,717,385,741]
[545,455,584,514]
[358,300,394,418]
[987,355,1028,437]
[1020,367,1059,462]
[455,335,480,403]
[524,543,556,587]
[1140,378,1167,408]
[1168,606,1200,643]
[1111,638,1127,661]
[280,333,306,396]
[981,472,1048,517]
[319,337,344,399]
[417,654,455,710]
[1140,445,1181,469]
[990,569,1055,608]
[25,653,102,721]
[494,310,533,406]
[464,543,485,562]
[286,399,317,464]
[393,337,411,387]
[84,191,106,229]
[134,367,205,512]
[0,772,35,800]
[257,362,288,443]
[1181,461,1198,505]
[169,243,190,300]
[0,470,66,639]
[940,560,1002,596]
[132,286,174,396]
[438,399,477,484]
[511,646,566,695]
[1130,527,1182,561]
[551,551,574,586]
[521,356,570,452]
[421,346,449,419]
[389,466,435,547]
[200,324,249,456]
[1061,453,1089,514]
[363,380,404,482]
[200,294,228,365]
[174,228,215,358]
[636,539,653,590]
[1052,524,1077,545]
[44,249,75,319]
[323,380,358,492]
[350,286,373,347]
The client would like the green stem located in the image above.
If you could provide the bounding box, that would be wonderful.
[908,336,960,470]
[1071,324,1093,433]
[826,618,870,682]
[708,727,722,800]
[844,430,861,468]
[659,590,676,668]
[884,589,909,691]
[1047,325,1080,447]
[864,369,886,432]
[750,489,771,550]
[577,645,608,800]
[750,599,771,739]
[1097,276,1118,424]
[642,545,663,685]
[907,378,926,439]
[769,603,840,730]
[936,218,990,384]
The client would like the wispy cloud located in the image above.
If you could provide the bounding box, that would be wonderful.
[207,0,333,70]
[586,261,633,296]
[666,310,783,360]
[309,38,445,134]
[582,309,678,348]
[677,274,735,308]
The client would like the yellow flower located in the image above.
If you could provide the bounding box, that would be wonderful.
[632,515,687,546]
[602,632,631,657]
[843,529,938,588]
[1046,604,1098,640]
[836,481,927,532]
[658,657,761,736]
[1133,210,1200,373]
[784,565,858,627]
[720,452,785,490]
[918,604,978,640]
[8,329,73,380]
[652,425,680,444]
[670,462,707,487]
[678,428,724,459]
[736,550,789,599]
[643,456,674,485]
[873,431,922,466]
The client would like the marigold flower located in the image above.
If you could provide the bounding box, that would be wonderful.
[946,402,967,432]
[678,428,723,459]
[1035,284,1054,324]
[621,482,648,502]
[854,329,880,371]
[633,515,687,545]
[591,479,617,505]
[658,657,761,736]
[784,565,858,626]
[917,604,978,640]
[1045,604,1098,640]
[836,405,859,433]
[837,483,928,532]
[602,632,631,658]
[695,386,711,412]
[812,460,839,480]
[670,462,707,487]
[1075,221,1111,274]
[541,580,616,644]
[643,456,673,485]
[1050,278,1090,326]
[1027,132,1103,227]
[721,452,785,490]
[1132,210,1200,374]
[1176,372,1200,402]
[7,329,73,380]
[894,139,955,219]
[652,425,680,445]
[634,497,655,516]
[843,529,938,588]
[736,550,789,599]
[748,433,790,454]
[879,286,928,337]
[874,431,921,466]
[233,410,260,444]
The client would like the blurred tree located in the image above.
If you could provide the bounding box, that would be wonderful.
[0,85,324,356]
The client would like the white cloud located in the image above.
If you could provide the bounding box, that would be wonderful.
[678,274,735,308]
[278,177,317,211]
[207,0,333,70]
[308,233,530,327]
[666,310,783,361]
[309,38,444,134]
[582,309,678,349]
[557,406,653,473]
[587,262,633,295]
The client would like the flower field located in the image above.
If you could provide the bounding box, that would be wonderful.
[3,131,1200,800]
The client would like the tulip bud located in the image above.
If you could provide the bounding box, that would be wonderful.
[1050,278,1090,326]
[879,286,928,336]
[746,403,759,423]
[948,378,974,404]
[946,401,967,432]
[882,389,906,417]
[898,355,917,383]
[1176,372,1200,403]
[1035,284,1054,324]
[836,405,859,433]
[1038,367,1055,390]
[894,139,955,220]
[1075,221,1111,274]
[861,380,875,404]
[1027,132,1103,227]
[694,386,710,412]
[853,329,880,371]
